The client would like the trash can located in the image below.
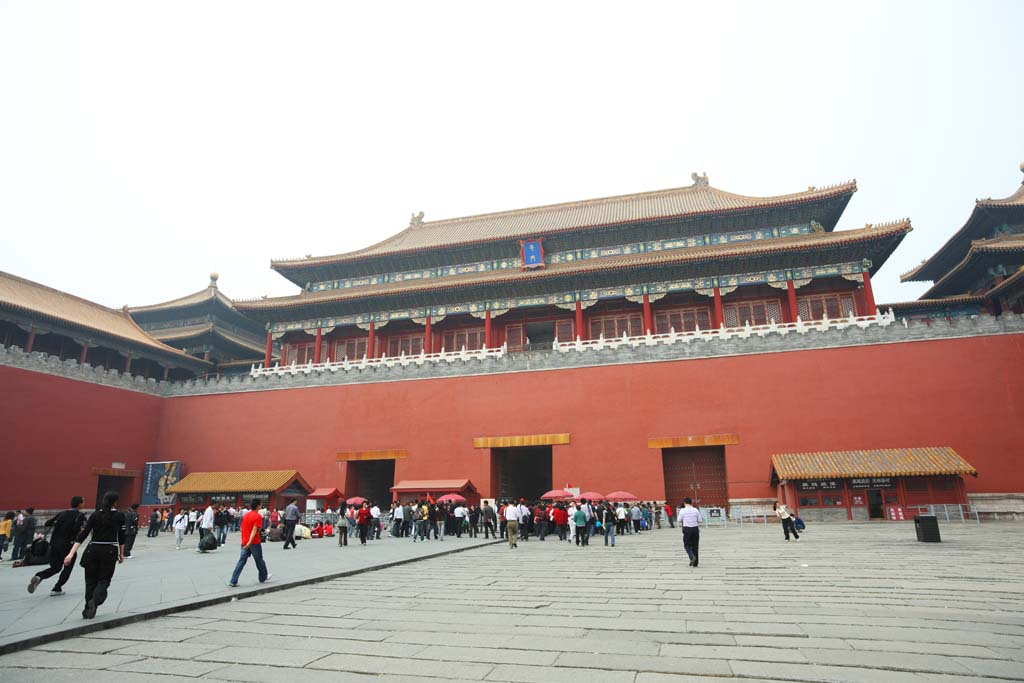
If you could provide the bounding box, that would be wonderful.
[914,515,941,543]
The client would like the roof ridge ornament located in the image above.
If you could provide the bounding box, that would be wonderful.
[209,272,219,288]
[410,211,425,228]
[690,172,709,188]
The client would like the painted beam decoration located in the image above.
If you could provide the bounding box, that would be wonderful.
[271,260,864,334]
[308,222,822,293]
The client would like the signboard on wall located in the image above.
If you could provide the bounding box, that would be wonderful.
[141,461,183,506]
[850,477,894,489]
[798,480,840,491]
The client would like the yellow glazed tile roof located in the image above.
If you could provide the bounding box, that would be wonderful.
[167,470,304,494]
[271,178,857,268]
[771,447,977,480]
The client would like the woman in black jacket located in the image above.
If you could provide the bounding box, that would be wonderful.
[63,491,126,619]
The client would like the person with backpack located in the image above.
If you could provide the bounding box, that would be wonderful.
[63,491,126,619]
[599,502,617,547]
[28,496,86,596]
[123,504,140,558]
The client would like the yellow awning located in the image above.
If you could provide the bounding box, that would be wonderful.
[336,449,408,462]
[473,433,570,449]
[771,447,977,481]
[648,433,739,449]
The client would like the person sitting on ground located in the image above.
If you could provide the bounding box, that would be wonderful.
[323,522,334,537]
[268,525,284,542]
[310,522,324,538]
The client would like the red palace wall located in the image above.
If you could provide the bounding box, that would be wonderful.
[2,332,1022,509]
[0,367,162,509]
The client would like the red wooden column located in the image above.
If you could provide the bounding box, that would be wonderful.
[25,327,36,353]
[123,353,132,373]
[367,322,376,358]
[203,350,211,362]
[786,279,799,322]
[79,344,90,364]
[264,332,273,367]
[861,270,877,316]
[424,315,432,354]
[162,366,170,381]
[313,327,323,363]
[642,293,653,334]
[712,286,724,329]
[574,300,585,340]
[484,310,492,349]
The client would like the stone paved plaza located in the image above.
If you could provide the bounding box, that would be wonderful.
[0,526,493,650]
[1,522,1023,682]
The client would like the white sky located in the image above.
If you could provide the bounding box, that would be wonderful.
[1,1,1022,308]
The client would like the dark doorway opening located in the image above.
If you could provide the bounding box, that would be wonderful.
[867,489,884,519]
[525,322,555,348]
[95,476,135,509]
[662,446,728,508]
[346,460,396,506]
[491,446,552,501]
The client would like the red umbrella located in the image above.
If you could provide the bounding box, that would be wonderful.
[345,496,367,505]
[540,489,574,500]
[576,491,605,501]
[605,490,639,502]
[436,493,466,503]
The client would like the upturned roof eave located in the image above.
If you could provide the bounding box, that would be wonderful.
[268,182,858,284]
[238,221,909,316]
[919,237,1024,298]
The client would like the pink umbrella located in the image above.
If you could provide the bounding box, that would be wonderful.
[540,489,574,500]
[605,490,639,502]
[576,491,605,501]
[345,496,367,505]
[436,493,466,503]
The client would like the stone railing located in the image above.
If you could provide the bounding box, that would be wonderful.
[3,311,1023,398]
[249,344,508,379]
[553,310,896,354]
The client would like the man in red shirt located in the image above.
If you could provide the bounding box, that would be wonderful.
[227,498,272,587]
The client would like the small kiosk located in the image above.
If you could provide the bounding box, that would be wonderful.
[390,479,480,505]
[770,447,977,522]
[167,469,313,511]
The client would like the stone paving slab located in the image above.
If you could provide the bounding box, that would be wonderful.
[0,527,495,652]
[2,522,1024,682]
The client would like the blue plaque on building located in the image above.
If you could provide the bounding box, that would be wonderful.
[521,239,545,269]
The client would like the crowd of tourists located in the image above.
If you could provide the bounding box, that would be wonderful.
[2,490,804,619]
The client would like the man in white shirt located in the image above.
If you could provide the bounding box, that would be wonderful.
[196,504,216,552]
[369,503,381,540]
[504,502,520,550]
[391,502,405,537]
[453,504,467,538]
[677,498,703,567]
[774,502,800,541]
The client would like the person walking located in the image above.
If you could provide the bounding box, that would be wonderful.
[63,491,126,619]
[11,508,37,562]
[391,502,404,537]
[370,502,381,540]
[337,503,349,547]
[123,503,140,558]
[665,502,675,529]
[282,498,301,549]
[504,500,520,549]
[468,504,480,538]
[227,498,271,587]
[356,501,372,545]
[630,503,643,534]
[186,508,197,535]
[599,502,616,547]
[0,511,13,561]
[773,502,800,541]
[573,505,588,546]
[552,503,568,541]
[678,498,703,567]
[28,496,86,596]
[215,505,230,545]
[481,501,496,539]
[615,503,627,536]
[453,503,466,538]
[147,508,161,537]
[172,508,188,549]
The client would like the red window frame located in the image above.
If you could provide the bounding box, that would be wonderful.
[722,299,783,328]
[588,313,642,340]
[797,293,856,321]
[442,327,485,352]
[654,306,712,334]
[387,333,424,357]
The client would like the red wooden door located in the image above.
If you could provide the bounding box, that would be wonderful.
[662,447,728,508]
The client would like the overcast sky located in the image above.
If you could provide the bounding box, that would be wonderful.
[1,1,1022,308]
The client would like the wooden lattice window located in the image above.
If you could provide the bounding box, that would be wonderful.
[337,338,368,361]
[386,333,424,357]
[554,320,574,343]
[722,299,783,328]
[654,307,712,334]
[797,293,856,321]
[589,313,642,339]
[287,342,316,365]
[505,324,524,351]
[442,327,485,352]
